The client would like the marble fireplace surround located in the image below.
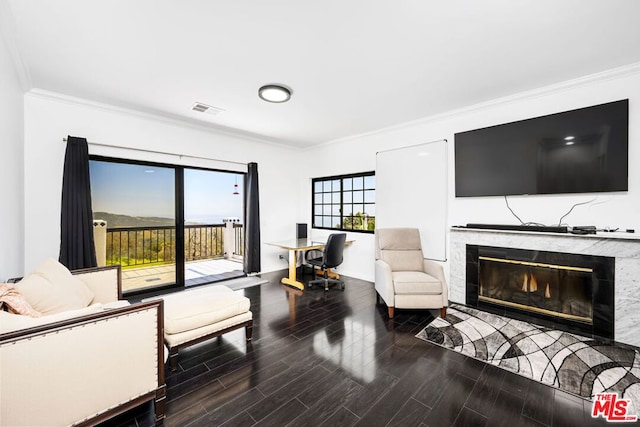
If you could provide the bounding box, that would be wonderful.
[450,228,640,348]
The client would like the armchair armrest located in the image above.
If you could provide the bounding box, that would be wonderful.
[375,259,395,306]
[423,259,449,306]
[0,300,165,426]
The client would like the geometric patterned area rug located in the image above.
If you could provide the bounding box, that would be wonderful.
[416,304,640,403]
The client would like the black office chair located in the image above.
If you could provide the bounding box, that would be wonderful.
[299,248,323,278]
[306,233,347,291]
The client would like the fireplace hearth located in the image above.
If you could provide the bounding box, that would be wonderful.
[466,245,615,340]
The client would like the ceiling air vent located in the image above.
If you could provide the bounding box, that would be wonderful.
[191,102,225,115]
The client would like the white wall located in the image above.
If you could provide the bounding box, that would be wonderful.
[0,28,24,280]
[302,65,640,282]
[23,91,300,274]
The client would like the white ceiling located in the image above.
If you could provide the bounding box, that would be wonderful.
[5,0,640,148]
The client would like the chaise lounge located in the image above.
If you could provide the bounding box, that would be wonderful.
[154,284,253,371]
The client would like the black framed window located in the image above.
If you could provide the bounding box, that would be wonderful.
[312,172,375,233]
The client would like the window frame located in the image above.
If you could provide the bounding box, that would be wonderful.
[311,171,375,234]
[89,155,246,296]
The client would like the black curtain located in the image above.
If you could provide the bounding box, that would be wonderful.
[59,136,97,270]
[243,162,261,273]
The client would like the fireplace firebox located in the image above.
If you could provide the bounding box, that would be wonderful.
[466,245,615,339]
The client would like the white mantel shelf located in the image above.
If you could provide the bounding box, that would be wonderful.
[449,227,640,348]
[452,226,640,241]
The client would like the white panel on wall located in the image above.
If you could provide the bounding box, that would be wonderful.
[376,139,448,261]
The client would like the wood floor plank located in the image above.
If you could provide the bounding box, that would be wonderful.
[484,389,525,427]
[247,365,329,422]
[318,407,359,427]
[386,398,431,427]
[342,370,399,417]
[452,407,487,427]
[218,410,256,427]
[255,352,325,397]
[422,373,477,426]
[464,364,506,416]
[254,398,307,427]
[287,377,362,427]
[355,355,438,427]
[522,380,555,426]
[199,387,266,426]
[552,390,587,427]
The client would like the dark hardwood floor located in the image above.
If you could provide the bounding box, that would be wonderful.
[101,270,609,427]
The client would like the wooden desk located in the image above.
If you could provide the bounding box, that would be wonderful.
[267,238,352,290]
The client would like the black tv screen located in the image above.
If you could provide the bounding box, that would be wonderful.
[454,99,629,197]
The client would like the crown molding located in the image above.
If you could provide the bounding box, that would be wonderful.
[26,88,297,151]
[0,2,32,91]
[315,61,640,150]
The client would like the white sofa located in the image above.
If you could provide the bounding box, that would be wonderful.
[0,264,166,426]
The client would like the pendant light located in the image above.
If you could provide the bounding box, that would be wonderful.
[233,176,240,195]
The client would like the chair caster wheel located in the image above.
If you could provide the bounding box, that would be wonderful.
[341,283,345,291]
[308,284,313,289]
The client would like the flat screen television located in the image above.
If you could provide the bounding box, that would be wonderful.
[454,99,629,197]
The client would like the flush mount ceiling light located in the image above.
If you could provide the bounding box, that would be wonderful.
[258,84,292,103]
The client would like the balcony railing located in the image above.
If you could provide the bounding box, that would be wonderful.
[233,222,244,256]
[185,224,225,261]
[103,223,244,268]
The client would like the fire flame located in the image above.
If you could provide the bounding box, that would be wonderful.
[522,272,538,292]
[521,273,552,298]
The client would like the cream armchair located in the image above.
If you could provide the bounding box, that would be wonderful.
[375,228,448,319]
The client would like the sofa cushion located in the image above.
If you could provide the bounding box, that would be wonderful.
[376,228,426,271]
[377,228,423,251]
[34,258,95,306]
[0,303,104,333]
[161,285,251,335]
[102,300,132,310]
[15,260,96,315]
[392,271,443,295]
[380,249,424,272]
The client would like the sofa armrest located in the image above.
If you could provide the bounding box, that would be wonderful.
[72,265,122,303]
[375,259,395,306]
[423,259,449,306]
[0,300,165,427]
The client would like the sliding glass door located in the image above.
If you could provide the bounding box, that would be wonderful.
[183,168,244,285]
[89,160,177,293]
[89,157,245,294]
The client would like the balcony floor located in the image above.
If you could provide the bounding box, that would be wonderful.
[121,257,244,292]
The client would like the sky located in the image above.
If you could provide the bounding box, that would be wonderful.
[89,161,244,222]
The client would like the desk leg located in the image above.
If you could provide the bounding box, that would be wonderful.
[281,249,305,290]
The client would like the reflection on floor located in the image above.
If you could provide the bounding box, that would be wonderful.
[185,258,245,287]
[100,271,614,427]
[121,258,244,292]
